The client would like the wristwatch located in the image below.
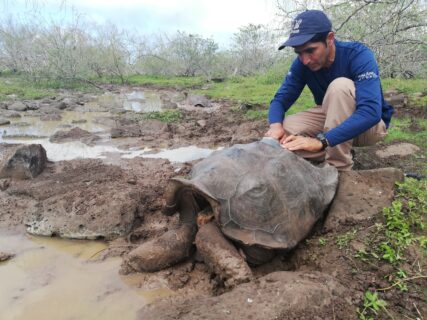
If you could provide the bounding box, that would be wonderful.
[316,133,329,150]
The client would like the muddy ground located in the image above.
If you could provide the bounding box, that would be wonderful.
[0,85,426,319]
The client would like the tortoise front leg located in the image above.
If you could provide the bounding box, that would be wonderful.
[195,222,252,288]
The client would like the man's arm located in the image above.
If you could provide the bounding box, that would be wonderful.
[324,47,382,147]
[266,59,306,141]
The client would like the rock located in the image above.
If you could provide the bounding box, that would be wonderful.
[138,271,354,320]
[23,160,140,240]
[185,93,211,108]
[41,114,62,121]
[195,222,252,287]
[0,102,8,110]
[4,111,21,118]
[0,118,10,125]
[162,101,178,109]
[55,101,68,110]
[375,143,421,158]
[49,127,100,145]
[0,144,47,179]
[0,251,14,261]
[124,224,197,272]
[8,101,27,112]
[39,105,61,115]
[211,77,225,83]
[26,102,40,111]
[196,120,206,128]
[324,168,404,231]
[385,93,407,108]
[0,179,10,191]
[111,119,170,139]
[231,121,263,144]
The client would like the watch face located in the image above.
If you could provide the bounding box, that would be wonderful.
[316,133,328,150]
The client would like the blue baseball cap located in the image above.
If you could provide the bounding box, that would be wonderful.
[278,10,332,50]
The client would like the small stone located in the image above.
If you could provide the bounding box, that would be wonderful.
[0,179,10,191]
[127,178,137,185]
[0,118,10,125]
[41,114,62,121]
[179,274,190,284]
[375,143,420,158]
[8,101,27,112]
[0,251,14,261]
[55,101,68,110]
[196,120,207,128]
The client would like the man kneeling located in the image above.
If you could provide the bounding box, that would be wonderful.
[265,10,394,171]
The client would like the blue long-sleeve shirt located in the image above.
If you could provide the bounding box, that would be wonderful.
[268,40,394,147]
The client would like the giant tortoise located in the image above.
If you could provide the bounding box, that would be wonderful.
[125,138,338,286]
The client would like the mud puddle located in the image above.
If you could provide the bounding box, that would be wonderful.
[0,111,111,140]
[0,233,172,320]
[0,88,220,162]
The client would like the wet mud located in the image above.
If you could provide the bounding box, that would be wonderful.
[0,85,426,319]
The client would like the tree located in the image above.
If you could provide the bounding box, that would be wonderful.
[230,24,280,76]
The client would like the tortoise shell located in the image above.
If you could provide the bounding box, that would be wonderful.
[164,138,338,250]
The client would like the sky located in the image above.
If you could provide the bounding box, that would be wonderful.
[4,0,280,47]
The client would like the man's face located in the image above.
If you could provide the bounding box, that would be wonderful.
[294,41,329,71]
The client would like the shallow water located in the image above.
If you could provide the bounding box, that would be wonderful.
[123,91,162,113]
[0,89,219,163]
[0,233,172,320]
[0,111,110,140]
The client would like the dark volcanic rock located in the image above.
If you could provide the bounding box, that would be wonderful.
[0,144,47,179]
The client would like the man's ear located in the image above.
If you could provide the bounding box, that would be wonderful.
[327,32,335,46]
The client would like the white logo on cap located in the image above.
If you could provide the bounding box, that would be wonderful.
[291,19,302,34]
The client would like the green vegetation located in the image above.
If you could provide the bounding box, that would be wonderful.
[360,178,427,266]
[336,229,358,250]
[0,76,52,101]
[382,78,427,95]
[318,238,327,246]
[141,110,183,123]
[353,178,427,319]
[124,75,207,88]
[384,117,427,149]
[357,291,389,320]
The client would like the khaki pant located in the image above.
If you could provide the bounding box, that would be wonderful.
[283,77,387,171]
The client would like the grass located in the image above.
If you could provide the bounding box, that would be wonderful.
[0,76,52,101]
[384,117,427,149]
[142,110,183,123]
[124,75,206,88]
[126,110,183,123]
[354,178,427,319]
[382,78,427,95]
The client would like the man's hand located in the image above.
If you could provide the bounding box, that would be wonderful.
[265,123,286,141]
[281,135,323,152]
